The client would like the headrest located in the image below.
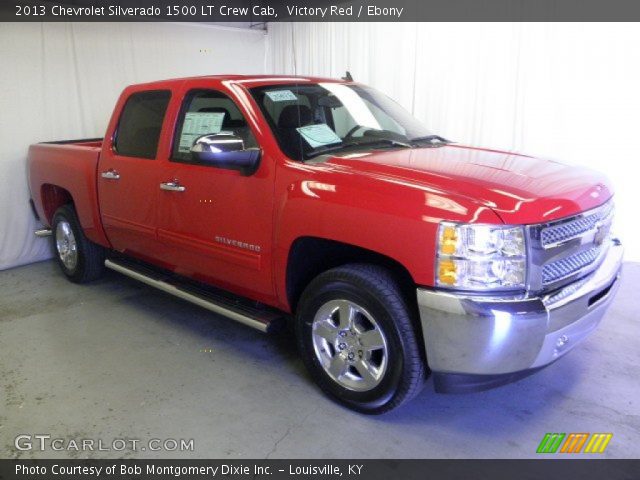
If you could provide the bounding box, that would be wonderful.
[277,105,313,128]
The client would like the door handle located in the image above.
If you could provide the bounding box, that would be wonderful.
[160,180,186,192]
[101,169,120,180]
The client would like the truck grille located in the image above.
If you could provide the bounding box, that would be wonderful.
[540,201,613,248]
[542,246,602,284]
[529,199,614,290]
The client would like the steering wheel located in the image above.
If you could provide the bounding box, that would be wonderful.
[343,124,369,141]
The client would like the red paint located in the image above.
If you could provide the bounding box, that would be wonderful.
[27,75,613,312]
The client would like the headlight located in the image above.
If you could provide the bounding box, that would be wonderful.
[436,222,526,290]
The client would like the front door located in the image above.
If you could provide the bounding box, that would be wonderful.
[156,85,276,301]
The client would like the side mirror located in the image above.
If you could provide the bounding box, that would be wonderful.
[190,133,260,175]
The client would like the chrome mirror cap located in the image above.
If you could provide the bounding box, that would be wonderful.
[190,133,260,176]
[191,133,244,154]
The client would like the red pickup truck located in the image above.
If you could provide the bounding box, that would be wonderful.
[28,75,623,413]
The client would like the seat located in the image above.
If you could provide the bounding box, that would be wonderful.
[277,105,314,158]
[277,104,313,129]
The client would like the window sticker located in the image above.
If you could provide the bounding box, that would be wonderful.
[178,112,225,153]
[265,89,298,102]
[296,124,342,148]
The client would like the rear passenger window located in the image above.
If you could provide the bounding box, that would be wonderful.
[171,89,257,163]
[114,90,171,159]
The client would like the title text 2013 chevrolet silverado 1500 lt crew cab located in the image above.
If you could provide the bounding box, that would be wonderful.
[27,75,623,413]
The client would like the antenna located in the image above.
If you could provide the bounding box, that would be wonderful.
[341,71,354,82]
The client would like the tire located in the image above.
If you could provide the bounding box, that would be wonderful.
[295,263,426,414]
[51,204,105,283]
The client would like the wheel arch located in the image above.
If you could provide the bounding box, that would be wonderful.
[41,184,74,224]
[286,236,418,315]
[38,182,110,248]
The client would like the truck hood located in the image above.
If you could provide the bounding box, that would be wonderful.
[324,144,613,224]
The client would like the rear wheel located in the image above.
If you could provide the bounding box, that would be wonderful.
[296,264,426,414]
[52,204,105,283]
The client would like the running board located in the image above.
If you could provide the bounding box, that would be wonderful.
[104,258,285,333]
[35,229,52,237]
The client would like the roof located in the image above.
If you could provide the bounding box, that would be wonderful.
[132,74,348,90]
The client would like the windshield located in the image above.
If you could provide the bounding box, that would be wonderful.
[249,83,440,160]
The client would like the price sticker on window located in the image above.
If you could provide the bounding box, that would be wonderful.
[265,90,298,102]
[178,112,225,153]
[297,124,342,148]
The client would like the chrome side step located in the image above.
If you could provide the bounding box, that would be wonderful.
[35,229,52,237]
[104,258,285,333]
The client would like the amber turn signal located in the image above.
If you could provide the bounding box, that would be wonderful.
[438,259,457,285]
[440,226,458,255]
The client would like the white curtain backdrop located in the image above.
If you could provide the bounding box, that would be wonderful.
[267,22,640,261]
[0,22,266,270]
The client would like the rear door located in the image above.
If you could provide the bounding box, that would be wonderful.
[98,89,171,260]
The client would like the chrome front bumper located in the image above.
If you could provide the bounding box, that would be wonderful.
[417,239,623,393]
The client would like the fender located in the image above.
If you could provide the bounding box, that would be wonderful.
[272,158,503,311]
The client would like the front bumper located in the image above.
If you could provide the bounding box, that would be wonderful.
[417,239,623,393]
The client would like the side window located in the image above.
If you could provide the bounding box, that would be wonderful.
[114,90,171,159]
[171,89,257,163]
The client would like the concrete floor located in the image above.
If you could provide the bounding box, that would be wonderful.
[1,260,638,459]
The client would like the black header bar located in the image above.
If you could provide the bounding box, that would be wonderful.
[1,459,639,480]
[4,0,640,22]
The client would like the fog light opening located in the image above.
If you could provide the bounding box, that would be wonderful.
[556,335,569,349]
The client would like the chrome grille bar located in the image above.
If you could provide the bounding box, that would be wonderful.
[542,246,602,285]
[540,200,614,249]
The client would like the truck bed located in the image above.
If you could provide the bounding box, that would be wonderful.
[27,138,110,247]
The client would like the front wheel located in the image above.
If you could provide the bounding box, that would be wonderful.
[295,264,426,414]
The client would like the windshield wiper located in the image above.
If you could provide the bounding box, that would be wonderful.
[409,135,450,146]
[305,138,412,159]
